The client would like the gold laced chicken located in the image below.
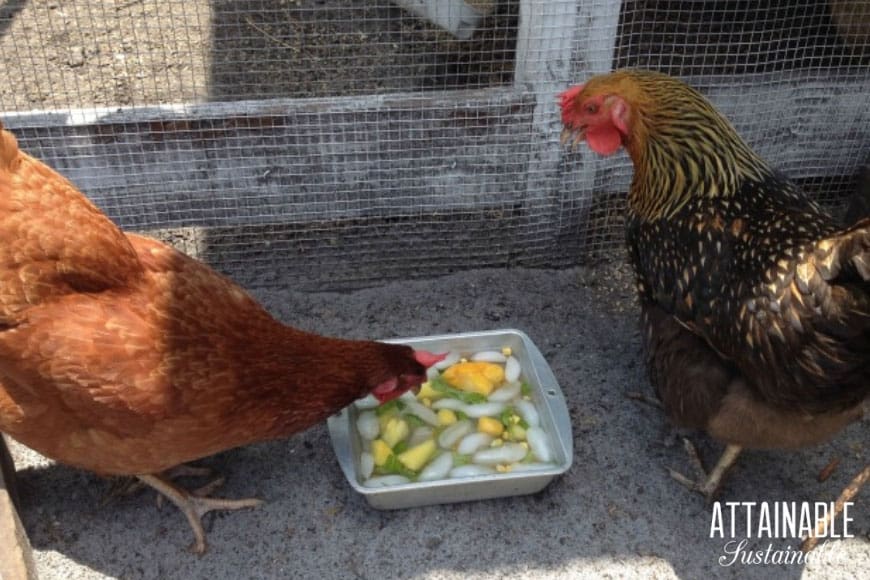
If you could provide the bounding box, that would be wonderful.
[559,70,869,500]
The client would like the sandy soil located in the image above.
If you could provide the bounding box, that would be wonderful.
[7,262,869,580]
[2,0,863,111]
[1,2,868,578]
[0,0,515,110]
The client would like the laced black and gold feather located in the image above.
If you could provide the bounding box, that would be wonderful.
[614,70,771,220]
[586,70,870,415]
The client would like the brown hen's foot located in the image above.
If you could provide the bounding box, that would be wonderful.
[668,440,742,503]
[137,473,262,554]
[102,463,216,506]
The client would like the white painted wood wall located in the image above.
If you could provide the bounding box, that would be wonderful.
[1,0,867,286]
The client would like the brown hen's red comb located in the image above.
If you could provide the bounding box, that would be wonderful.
[414,350,447,368]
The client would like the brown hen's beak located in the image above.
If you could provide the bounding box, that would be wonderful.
[372,351,446,404]
[414,350,447,368]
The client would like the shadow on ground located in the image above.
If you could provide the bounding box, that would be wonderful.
[10,264,868,580]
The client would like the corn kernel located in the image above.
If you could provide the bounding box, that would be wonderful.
[501,347,512,357]
[477,416,504,437]
[496,464,508,473]
[520,441,529,450]
[459,358,468,363]
[510,414,521,424]
[490,438,504,448]
[422,398,432,407]
[437,409,458,426]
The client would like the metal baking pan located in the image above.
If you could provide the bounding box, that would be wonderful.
[327,329,573,510]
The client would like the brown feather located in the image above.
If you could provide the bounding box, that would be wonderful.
[0,127,428,476]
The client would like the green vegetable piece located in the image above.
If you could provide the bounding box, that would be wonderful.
[463,393,487,404]
[520,382,532,397]
[405,414,425,428]
[499,407,514,427]
[383,453,417,479]
[452,453,472,467]
[392,440,409,455]
[430,377,487,404]
[375,399,400,416]
[455,410,468,421]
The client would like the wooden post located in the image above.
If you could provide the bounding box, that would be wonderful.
[0,435,37,580]
[514,0,623,261]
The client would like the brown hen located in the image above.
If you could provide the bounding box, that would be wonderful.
[0,124,443,553]
[560,70,869,500]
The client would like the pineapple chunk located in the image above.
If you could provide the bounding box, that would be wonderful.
[377,410,398,433]
[417,381,443,401]
[442,362,505,396]
[397,439,437,471]
[371,439,392,467]
[478,416,504,437]
[437,409,458,426]
[382,418,410,448]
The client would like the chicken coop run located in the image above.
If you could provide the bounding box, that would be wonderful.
[0,0,868,290]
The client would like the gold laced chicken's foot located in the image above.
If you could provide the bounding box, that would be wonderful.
[668,439,742,503]
[802,464,870,553]
[625,391,664,409]
[137,472,262,555]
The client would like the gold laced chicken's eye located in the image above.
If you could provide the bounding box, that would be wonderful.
[584,102,598,114]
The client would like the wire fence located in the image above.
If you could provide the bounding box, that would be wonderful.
[0,1,868,289]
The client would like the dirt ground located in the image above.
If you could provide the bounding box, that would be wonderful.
[1,2,868,578]
[1,0,864,111]
[7,261,869,580]
[0,0,515,110]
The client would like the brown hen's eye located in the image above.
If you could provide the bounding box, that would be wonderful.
[585,103,598,114]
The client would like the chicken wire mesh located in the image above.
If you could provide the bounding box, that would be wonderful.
[0,0,868,289]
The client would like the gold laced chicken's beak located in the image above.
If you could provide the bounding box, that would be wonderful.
[560,127,586,149]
